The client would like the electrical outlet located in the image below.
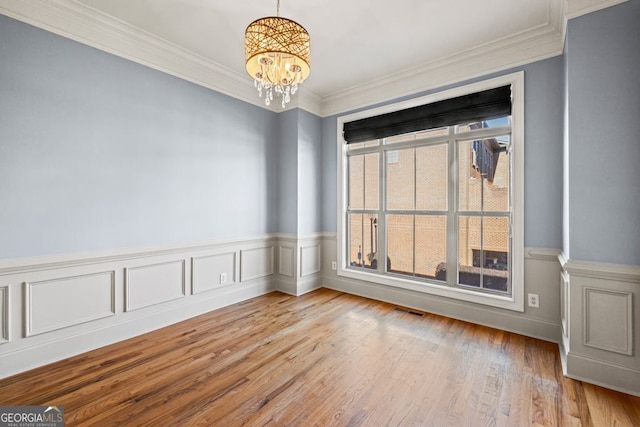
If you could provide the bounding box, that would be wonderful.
[331,261,337,271]
[528,293,539,308]
[220,273,227,284]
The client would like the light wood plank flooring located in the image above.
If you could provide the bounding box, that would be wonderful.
[0,289,638,426]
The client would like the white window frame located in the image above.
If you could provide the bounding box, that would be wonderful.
[336,72,525,312]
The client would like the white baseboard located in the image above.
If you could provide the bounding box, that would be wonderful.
[564,351,640,397]
[296,276,324,296]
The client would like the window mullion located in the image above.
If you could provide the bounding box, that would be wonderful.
[378,142,385,273]
[413,148,417,276]
[447,127,457,288]
[360,214,365,268]
[480,209,485,290]
[480,168,485,290]
[362,155,366,214]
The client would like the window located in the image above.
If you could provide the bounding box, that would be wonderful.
[337,73,524,311]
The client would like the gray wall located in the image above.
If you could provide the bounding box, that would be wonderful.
[0,15,279,259]
[275,109,324,236]
[321,116,338,233]
[321,57,565,250]
[277,110,299,235]
[297,110,323,235]
[9,2,637,265]
[562,35,571,259]
[524,58,565,249]
[566,0,640,265]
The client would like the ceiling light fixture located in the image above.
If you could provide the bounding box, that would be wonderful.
[245,0,310,108]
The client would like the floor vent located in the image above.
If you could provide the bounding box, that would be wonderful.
[393,307,424,317]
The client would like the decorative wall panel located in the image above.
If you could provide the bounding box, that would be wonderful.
[192,252,236,294]
[241,247,274,282]
[300,244,321,277]
[25,271,115,336]
[125,260,185,311]
[583,287,633,355]
[279,246,295,278]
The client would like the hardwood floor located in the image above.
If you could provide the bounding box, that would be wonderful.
[1,288,638,426]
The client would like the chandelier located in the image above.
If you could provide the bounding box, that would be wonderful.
[245,0,310,108]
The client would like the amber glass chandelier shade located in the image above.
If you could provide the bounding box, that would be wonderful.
[245,16,310,107]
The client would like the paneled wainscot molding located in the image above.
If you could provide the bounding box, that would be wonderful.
[241,247,274,282]
[559,253,640,396]
[583,288,633,355]
[300,244,321,278]
[1,236,638,398]
[25,271,116,336]
[0,234,283,379]
[275,234,325,296]
[192,251,238,294]
[125,260,185,312]
[278,246,295,278]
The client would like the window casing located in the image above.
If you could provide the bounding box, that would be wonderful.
[337,73,524,311]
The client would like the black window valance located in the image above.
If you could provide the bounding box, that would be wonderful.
[343,85,512,144]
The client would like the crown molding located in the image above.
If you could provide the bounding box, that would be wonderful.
[565,0,628,19]
[295,90,324,117]
[549,0,566,32]
[1,0,626,118]
[320,23,564,116]
[274,87,323,116]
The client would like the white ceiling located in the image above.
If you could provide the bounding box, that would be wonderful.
[73,0,550,96]
[0,0,625,115]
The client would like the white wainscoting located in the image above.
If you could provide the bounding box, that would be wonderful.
[125,260,185,311]
[560,254,640,396]
[275,234,324,296]
[192,251,237,294]
[278,246,295,278]
[25,271,116,336]
[0,235,279,379]
[5,233,637,397]
[241,246,274,282]
[276,239,297,295]
[583,287,633,355]
[300,244,321,278]
[297,237,323,295]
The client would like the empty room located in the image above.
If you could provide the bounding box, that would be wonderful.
[0,0,639,425]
